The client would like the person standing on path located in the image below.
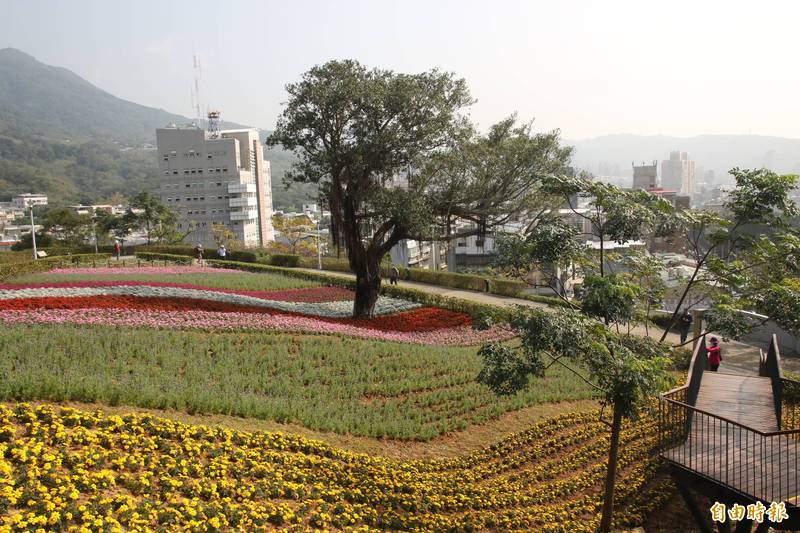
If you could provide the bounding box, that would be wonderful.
[678,309,693,344]
[217,244,226,260]
[113,240,121,260]
[389,265,400,285]
[194,244,204,266]
[707,336,722,371]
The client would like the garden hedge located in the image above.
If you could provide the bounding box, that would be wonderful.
[268,254,302,267]
[137,245,258,263]
[134,252,194,265]
[0,253,111,282]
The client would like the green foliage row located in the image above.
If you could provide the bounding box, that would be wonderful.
[135,245,258,263]
[134,252,193,265]
[0,324,594,440]
[13,271,318,292]
[268,254,302,267]
[296,255,536,300]
[0,254,110,282]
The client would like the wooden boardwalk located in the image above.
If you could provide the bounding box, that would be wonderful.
[695,373,778,432]
[663,372,800,503]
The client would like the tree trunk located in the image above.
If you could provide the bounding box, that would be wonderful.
[352,260,382,319]
[599,403,623,533]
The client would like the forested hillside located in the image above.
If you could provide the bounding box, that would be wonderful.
[0,48,311,209]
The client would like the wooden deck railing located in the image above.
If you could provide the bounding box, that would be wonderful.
[660,335,800,504]
[659,391,800,504]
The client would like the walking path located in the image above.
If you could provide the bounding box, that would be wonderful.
[298,268,800,373]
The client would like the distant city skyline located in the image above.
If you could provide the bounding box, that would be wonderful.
[3,0,800,140]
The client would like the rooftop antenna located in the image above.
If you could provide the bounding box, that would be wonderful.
[191,54,203,129]
[207,110,221,139]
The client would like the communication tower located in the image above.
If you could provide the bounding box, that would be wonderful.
[207,111,221,138]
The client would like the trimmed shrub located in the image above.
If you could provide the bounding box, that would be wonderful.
[137,245,196,257]
[226,250,258,263]
[134,252,194,265]
[488,278,527,297]
[0,253,111,282]
[269,254,302,267]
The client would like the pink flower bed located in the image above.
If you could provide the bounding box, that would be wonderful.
[0,309,514,346]
[1,281,354,303]
[46,266,246,275]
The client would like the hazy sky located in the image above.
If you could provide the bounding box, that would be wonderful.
[3,0,799,139]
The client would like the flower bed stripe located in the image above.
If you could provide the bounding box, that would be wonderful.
[0,285,419,318]
[0,281,354,303]
[0,295,473,333]
[0,308,513,346]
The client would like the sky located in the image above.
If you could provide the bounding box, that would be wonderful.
[3,0,799,140]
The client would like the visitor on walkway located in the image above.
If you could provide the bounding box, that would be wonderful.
[194,244,204,266]
[678,309,693,344]
[217,244,226,260]
[113,240,121,260]
[707,336,722,372]
[389,265,400,285]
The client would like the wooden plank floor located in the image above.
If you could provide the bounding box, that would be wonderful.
[663,372,800,503]
[664,431,800,503]
[694,373,778,432]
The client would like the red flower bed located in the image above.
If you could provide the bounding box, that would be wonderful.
[0,295,471,333]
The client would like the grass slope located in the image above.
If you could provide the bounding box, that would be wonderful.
[0,325,593,440]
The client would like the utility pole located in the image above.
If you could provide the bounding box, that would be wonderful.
[316,219,322,270]
[29,205,37,260]
[93,214,99,254]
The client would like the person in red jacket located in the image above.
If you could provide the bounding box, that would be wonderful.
[707,336,722,371]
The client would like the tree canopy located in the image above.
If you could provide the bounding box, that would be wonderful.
[269,60,572,317]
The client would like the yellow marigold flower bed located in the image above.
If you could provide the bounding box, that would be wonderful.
[0,403,673,531]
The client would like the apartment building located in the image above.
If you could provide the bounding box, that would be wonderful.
[155,123,274,248]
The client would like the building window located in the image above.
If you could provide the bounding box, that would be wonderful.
[207,154,212,159]
[186,184,191,188]
[172,170,178,175]
[217,182,222,187]
[222,167,228,172]
[475,240,484,247]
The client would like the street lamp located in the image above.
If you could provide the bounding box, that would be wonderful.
[29,205,37,261]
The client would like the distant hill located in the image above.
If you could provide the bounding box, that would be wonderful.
[0,47,314,208]
[569,134,800,183]
[0,48,194,143]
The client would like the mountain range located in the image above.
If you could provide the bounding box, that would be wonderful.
[0,47,797,207]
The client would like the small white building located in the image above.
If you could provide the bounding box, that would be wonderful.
[12,194,48,209]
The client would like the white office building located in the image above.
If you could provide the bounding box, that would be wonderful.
[661,151,696,198]
[155,118,275,248]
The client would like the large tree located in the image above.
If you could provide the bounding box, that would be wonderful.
[269,60,571,318]
[127,192,178,245]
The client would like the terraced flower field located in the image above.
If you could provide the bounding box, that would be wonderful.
[0,403,673,532]
[0,264,675,530]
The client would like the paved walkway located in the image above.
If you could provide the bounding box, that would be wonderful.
[300,268,685,339]
[299,268,800,373]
